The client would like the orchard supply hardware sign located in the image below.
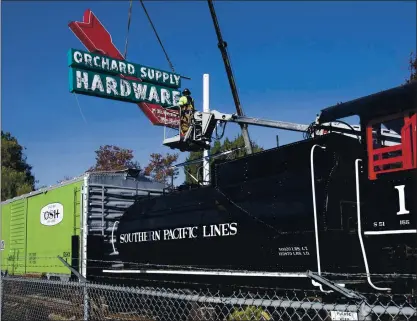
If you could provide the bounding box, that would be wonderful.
[69,49,181,88]
[68,9,180,127]
[69,49,182,108]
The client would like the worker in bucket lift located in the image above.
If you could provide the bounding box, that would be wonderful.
[178,88,195,137]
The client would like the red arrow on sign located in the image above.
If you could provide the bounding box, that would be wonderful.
[68,9,180,128]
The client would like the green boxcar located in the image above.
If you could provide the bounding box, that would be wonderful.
[1,171,165,280]
[1,178,83,277]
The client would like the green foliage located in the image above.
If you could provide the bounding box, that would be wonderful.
[144,153,179,186]
[1,166,34,201]
[184,134,263,184]
[228,306,271,320]
[88,145,141,172]
[1,131,36,201]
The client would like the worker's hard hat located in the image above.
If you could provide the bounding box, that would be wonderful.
[182,88,191,96]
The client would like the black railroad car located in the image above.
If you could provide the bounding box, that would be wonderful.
[97,81,417,294]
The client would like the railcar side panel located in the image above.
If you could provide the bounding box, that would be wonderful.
[116,134,365,279]
[26,181,83,275]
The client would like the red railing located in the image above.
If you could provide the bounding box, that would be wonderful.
[402,114,417,169]
[367,113,416,180]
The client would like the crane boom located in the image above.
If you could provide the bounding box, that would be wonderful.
[232,116,309,132]
[207,0,253,155]
[162,109,401,153]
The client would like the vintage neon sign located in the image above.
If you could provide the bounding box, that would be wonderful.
[69,49,182,108]
[68,49,182,88]
[68,9,180,127]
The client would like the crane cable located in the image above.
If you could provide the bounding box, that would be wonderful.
[124,0,134,59]
[139,0,176,73]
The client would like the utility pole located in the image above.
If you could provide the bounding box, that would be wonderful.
[207,0,253,155]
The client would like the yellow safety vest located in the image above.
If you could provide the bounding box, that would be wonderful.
[179,95,194,108]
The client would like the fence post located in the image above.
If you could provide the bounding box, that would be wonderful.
[83,281,89,321]
[57,256,89,321]
[0,275,3,321]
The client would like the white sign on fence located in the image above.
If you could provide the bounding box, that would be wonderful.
[330,311,358,320]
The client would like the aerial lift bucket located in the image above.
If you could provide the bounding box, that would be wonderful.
[162,107,210,152]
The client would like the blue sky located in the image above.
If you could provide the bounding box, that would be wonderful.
[2,1,416,187]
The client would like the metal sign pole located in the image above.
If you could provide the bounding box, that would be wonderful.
[203,74,210,185]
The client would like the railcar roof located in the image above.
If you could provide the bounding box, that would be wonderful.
[317,80,417,124]
[0,170,159,205]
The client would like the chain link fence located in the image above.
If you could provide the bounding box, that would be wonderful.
[1,274,416,321]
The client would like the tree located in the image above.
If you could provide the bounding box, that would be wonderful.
[1,131,36,201]
[88,145,141,172]
[144,153,179,187]
[406,51,417,83]
[184,134,264,185]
